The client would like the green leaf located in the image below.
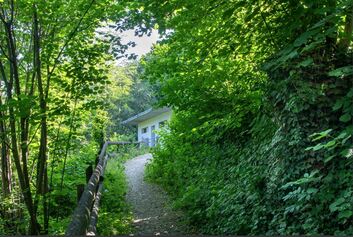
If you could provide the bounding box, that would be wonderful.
[293,31,314,47]
[324,155,335,163]
[340,149,352,158]
[347,89,353,98]
[312,144,324,151]
[338,210,353,219]
[302,40,323,52]
[332,99,343,111]
[329,197,345,212]
[339,113,351,123]
[297,57,313,67]
[342,135,352,144]
[311,128,333,141]
[305,146,314,151]
[328,66,353,77]
[336,130,348,140]
[307,188,318,194]
[324,140,336,148]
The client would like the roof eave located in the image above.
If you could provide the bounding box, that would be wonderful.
[121,107,171,125]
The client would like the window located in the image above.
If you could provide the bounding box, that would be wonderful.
[159,120,167,128]
[142,127,148,134]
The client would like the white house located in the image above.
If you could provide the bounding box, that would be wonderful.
[121,107,172,147]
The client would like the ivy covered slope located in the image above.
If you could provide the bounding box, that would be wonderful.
[132,0,353,235]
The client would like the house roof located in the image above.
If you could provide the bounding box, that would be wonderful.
[121,107,172,125]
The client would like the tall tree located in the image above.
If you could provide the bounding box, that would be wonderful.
[0,0,131,233]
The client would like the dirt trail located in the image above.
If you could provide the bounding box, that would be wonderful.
[124,153,186,236]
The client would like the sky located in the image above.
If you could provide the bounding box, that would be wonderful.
[96,24,161,65]
[122,29,160,57]
[117,28,160,64]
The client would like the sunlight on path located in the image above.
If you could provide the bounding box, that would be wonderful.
[124,154,186,235]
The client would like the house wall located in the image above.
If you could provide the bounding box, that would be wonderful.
[137,110,172,147]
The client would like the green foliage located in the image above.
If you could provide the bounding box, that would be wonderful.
[48,218,70,236]
[106,62,158,139]
[0,189,28,235]
[0,0,138,233]
[137,0,353,235]
[47,140,99,235]
[146,114,279,234]
[0,0,351,234]
[97,157,132,235]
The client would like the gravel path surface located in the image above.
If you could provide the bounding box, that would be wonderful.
[124,153,186,236]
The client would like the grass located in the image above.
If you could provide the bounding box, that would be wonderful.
[96,157,133,235]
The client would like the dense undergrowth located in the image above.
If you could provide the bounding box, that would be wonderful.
[97,145,150,235]
[0,0,158,233]
[140,0,353,235]
[97,156,132,235]
[47,141,99,235]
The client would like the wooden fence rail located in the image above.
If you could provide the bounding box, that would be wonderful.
[65,141,142,236]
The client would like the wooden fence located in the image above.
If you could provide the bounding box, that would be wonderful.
[65,141,142,236]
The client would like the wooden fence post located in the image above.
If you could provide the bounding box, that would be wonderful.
[66,141,139,235]
[76,184,85,203]
[85,164,93,184]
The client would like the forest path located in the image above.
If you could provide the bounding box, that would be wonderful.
[124,153,186,236]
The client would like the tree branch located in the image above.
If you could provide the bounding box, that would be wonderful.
[46,0,96,98]
[0,59,9,89]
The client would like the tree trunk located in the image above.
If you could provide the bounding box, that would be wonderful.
[5,73,38,235]
[43,164,49,234]
[1,8,39,234]
[60,99,78,190]
[338,4,353,51]
[0,115,11,196]
[33,5,49,234]
[0,80,11,196]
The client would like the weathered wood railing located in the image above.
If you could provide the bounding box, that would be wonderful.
[65,141,142,236]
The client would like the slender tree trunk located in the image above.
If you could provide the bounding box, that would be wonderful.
[1,146,12,195]
[0,110,11,196]
[5,74,38,235]
[32,5,49,234]
[0,75,11,196]
[60,98,78,190]
[43,164,49,233]
[1,9,39,234]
